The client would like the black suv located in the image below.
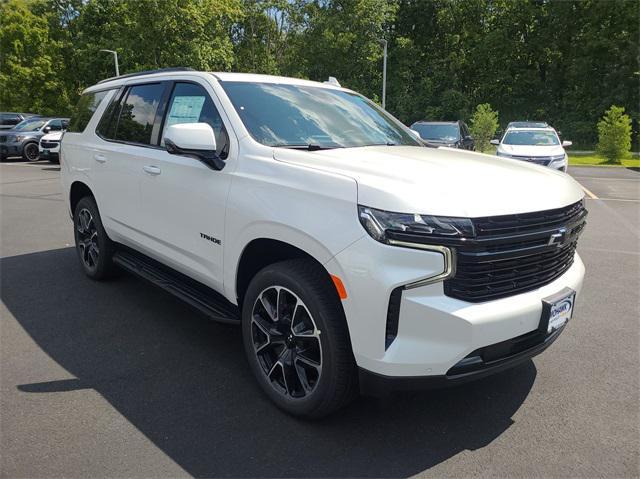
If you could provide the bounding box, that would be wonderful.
[410,120,475,150]
[0,117,69,162]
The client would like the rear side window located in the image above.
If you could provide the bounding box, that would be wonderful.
[68,90,110,133]
[114,83,166,145]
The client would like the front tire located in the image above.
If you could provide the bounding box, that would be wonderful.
[242,259,358,418]
[23,142,39,162]
[73,196,117,280]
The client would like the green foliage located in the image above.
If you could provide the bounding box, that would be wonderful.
[0,0,73,114]
[0,0,637,149]
[596,106,632,164]
[470,104,499,153]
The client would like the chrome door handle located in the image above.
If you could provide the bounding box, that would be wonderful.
[93,154,106,163]
[143,165,161,175]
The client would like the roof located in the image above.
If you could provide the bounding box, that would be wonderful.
[89,68,346,93]
[412,121,459,125]
[507,121,549,129]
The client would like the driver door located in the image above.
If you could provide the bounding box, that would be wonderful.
[139,80,234,292]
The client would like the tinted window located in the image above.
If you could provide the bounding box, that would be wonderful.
[162,82,228,157]
[0,114,20,126]
[221,81,419,149]
[68,90,110,133]
[96,90,124,139]
[48,119,63,131]
[115,83,165,145]
[412,123,460,141]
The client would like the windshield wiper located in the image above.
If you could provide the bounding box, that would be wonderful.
[272,143,342,151]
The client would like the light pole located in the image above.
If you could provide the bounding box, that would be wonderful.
[379,39,387,110]
[100,49,119,77]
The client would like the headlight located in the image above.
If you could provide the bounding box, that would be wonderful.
[15,135,25,142]
[358,205,474,246]
[549,154,566,162]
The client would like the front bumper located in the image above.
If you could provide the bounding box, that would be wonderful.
[359,323,565,395]
[325,235,585,378]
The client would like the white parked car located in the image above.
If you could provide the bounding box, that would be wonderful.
[60,69,587,417]
[491,122,572,172]
[39,130,63,163]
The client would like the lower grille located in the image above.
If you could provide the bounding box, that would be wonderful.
[511,155,556,166]
[0,136,7,143]
[40,140,59,148]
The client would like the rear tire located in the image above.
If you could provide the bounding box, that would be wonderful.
[242,259,358,418]
[73,196,118,280]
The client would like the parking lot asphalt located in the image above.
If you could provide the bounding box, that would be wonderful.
[1,161,638,478]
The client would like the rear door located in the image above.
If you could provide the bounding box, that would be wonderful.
[90,82,169,244]
[138,79,235,291]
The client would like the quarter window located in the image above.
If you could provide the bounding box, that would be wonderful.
[68,90,110,133]
[114,83,166,145]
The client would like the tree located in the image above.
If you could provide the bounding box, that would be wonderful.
[596,106,632,164]
[469,103,499,153]
[0,0,73,115]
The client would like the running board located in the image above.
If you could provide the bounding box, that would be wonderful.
[113,248,240,324]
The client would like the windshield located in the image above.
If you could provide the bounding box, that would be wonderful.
[220,81,420,149]
[503,130,559,146]
[412,123,460,141]
[13,119,46,131]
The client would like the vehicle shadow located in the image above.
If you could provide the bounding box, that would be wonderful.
[1,248,537,478]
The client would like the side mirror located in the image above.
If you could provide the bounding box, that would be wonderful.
[410,129,422,139]
[43,126,51,133]
[163,123,224,170]
[562,140,572,147]
[490,139,500,145]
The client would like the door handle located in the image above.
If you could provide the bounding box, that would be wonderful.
[143,165,161,175]
[93,154,106,163]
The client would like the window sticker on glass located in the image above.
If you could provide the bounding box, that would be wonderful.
[166,96,206,126]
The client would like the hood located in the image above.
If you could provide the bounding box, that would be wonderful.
[273,145,583,217]
[41,131,63,141]
[498,143,565,157]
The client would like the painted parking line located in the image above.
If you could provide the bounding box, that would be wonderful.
[577,181,599,199]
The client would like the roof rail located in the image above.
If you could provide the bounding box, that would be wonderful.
[97,67,196,84]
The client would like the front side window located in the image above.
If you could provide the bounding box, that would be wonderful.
[47,119,63,131]
[503,130,560,146]
[412,123,460,142]
[114,83,165,145]
[220,81,420,149]
[68,90,110,133]
[162,82,228,157]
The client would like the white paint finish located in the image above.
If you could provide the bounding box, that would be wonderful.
[274,145,584,217]
[62,71,588,382]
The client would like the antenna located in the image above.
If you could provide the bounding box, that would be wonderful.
[324,76,341,87]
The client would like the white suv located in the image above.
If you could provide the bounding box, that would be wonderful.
[60,69,587,417]
[491,122,572,172]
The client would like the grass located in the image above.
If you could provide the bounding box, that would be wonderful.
[568,152,640,168]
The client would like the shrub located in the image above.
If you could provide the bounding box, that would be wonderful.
[469,103,499,153]
[596,105,632,164]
